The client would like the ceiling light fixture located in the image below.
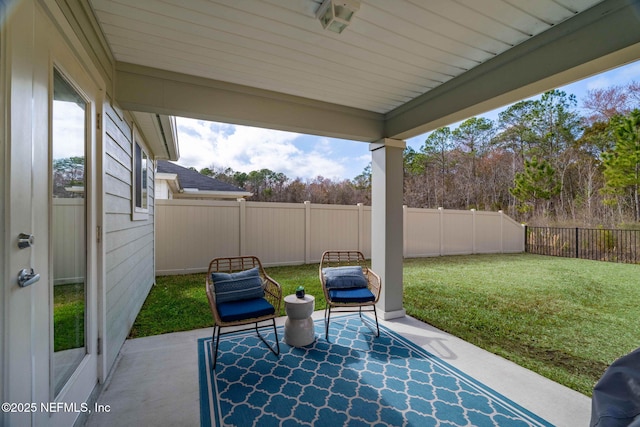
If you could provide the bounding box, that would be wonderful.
[316,0,361,34]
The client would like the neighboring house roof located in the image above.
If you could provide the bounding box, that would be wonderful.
[156,160,252,199]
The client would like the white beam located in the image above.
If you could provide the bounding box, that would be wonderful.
[115,62,384,142]
[385,0,640,139]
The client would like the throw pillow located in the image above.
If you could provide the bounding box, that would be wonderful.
[322,266,368,290]
[211,267,264,303]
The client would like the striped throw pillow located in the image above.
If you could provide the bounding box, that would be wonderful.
[322,266,368,290]
[211,267,264,303]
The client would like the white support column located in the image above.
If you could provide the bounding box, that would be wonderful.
[370,138,406,320]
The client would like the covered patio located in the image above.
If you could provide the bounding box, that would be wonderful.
[85,312,590,426]
[84,3,631,421]
[3,1,640,426]
[91,0,640,321]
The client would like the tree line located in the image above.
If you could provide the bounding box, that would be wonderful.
[200,82,640,227]
[199,165,372,206]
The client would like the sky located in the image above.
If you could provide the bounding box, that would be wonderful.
[175,59,640,182]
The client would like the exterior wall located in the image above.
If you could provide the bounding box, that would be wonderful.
[155,179,172,199]
[156,200,524,274]
[103,100,156,371]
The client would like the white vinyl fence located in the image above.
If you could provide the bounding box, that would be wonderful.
[155,200,524,275]
[53,198,85,285]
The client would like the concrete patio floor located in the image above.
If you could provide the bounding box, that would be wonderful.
[84,312,591,427]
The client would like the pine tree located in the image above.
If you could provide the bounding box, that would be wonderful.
[510,157,560,217]
[601,110,640,221]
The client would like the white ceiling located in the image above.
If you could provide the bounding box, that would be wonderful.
[89,0,604,115]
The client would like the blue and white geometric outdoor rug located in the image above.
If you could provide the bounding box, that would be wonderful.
[198,315,553,427]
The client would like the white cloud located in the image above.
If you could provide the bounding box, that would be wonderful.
[586,75,613,91]
[53,101,85,159]
[175,118,351,180]
[585,60,640,91]
[616,61,640,84]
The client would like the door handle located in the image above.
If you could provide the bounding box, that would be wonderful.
[18,268,40,287]
[18,233,35,249]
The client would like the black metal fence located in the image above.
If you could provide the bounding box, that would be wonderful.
[525,226,640,264]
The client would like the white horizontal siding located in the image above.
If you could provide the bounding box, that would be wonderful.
[103,101,155,372]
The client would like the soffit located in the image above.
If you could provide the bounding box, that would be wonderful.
[89,0,604,116]
[131,112,179,160]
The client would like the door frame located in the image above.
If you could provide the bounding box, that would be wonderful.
[45,5,105,425]
[48,59,100,411]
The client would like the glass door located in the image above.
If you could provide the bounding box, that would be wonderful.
[51,68,88,397]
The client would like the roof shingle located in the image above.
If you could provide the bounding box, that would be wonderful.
[156,161,247,193]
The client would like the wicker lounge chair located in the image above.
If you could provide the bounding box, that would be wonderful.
[319,250,381,340]
[206,256,282,369]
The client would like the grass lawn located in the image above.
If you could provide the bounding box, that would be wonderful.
[130,253,640,396]
[54,283,85,352]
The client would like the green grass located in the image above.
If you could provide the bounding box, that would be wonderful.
[403,254,640,396]
[54,283,85,351]
[130,253,640,396]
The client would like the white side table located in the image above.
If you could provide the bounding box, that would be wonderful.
[284,294,315,347]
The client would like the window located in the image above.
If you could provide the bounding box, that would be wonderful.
[52,67,88,396]
[133,131,149,220]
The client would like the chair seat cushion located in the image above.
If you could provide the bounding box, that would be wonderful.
[211,267,264,303]
[322,266,368,289]
[217,297,276,322]
[328,287,375,303]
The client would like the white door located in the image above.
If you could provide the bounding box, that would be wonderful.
[3,3,101,426]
